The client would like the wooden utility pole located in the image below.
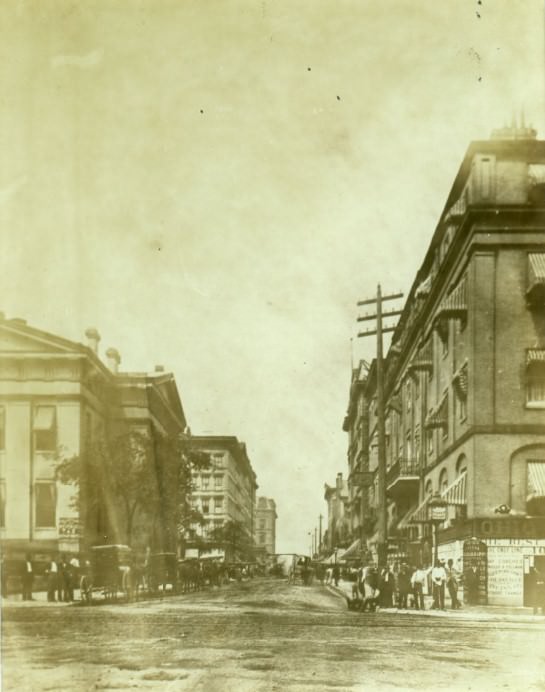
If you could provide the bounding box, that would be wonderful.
[318,514,323,552]
[357,284,403,568]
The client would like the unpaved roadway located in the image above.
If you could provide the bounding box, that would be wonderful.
[2,578,545,691]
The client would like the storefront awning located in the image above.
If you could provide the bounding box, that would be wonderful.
[341,538,361,560]
[528,462,545,500]
[33,406,56,431]
[321,549,346,564]
[440,471,467,506]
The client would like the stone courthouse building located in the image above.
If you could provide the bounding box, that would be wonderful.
[345,122,545,605]
[0,316,188,563]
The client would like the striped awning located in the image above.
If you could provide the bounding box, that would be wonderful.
[528,254,545,288]
[387,393,402,414]
[527,349,545,366]
[408,340,433,374]
[425,396,448,430]
[434,277,467,322]
[408,496,431,524]
[528,462,545,500]
[440,471,467,506]
[397,505,418,530]
[453,361,468,398]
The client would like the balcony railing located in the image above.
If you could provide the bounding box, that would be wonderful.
[386,458,420,499]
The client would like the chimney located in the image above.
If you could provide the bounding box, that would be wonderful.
[154,365,165,373]
[336,473,343,492]
[85,327,101,354]
[105,347,121,374]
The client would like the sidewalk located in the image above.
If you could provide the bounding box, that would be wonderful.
[326,579,545,624]
[2,590,78,607]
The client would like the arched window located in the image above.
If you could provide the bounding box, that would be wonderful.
[456,454,467,476]
[439,469,448,494]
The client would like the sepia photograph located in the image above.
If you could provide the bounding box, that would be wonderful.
[1,1,545,690]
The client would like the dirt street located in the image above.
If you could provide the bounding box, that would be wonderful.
[2,578,545,692]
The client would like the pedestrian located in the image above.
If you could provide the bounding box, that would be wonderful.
[21,553,34,601]
[446,558,462,609]
[464,564,479,605]
[69,555,80,600]
[46,556,59,602]
[379,565,394,608]
[361,565,380,612]
[410,565,427,610]
[60,555,73,602]
[332,563,340,587]
[528,565,545,615]
[397,563,411,609]
[431,560,447,610]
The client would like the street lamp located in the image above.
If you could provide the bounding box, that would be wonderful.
[428,493,448,564]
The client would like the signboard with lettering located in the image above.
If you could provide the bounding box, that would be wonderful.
[430,506,447,522]
[58,517,82,538]
[463,538,488,605]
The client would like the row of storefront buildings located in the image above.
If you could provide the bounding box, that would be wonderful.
[323,120,545,606]
[0,316,276,565]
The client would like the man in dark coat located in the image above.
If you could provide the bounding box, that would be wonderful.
[21,553,34,601]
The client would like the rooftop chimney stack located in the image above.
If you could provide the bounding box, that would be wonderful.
[105,347,121,374]
[85,327,101,354]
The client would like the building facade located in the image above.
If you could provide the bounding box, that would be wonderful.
[323,473,350,553]
[255,497,277,556]
[345,124,545,605]
[185,435,257,561]
[0,315,188,564]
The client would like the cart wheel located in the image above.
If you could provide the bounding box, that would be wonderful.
[80,575,92,605]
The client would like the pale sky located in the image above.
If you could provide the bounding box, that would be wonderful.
[1,0,544,554]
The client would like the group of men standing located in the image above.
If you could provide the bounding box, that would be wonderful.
[2,554,81,602]
[347,559,465,612]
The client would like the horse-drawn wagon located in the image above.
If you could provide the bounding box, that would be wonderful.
[80,545,135,604]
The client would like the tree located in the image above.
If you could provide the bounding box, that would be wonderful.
[208,520,252,561]
[56,427,210,552]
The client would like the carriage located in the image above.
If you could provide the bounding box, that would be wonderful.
[147,552,178,596]
[79,545,136,604]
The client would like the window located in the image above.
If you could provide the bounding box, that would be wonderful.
[214,497,223,513]
[35,482,56,527]
[0,482,5,528]
[202,475,210,490]
[427,429,434,457]
[213,453,224,468]
[33,406,57,452]
[214,475,223,490]
[259,519,266,530]
[527,363,545,405]
[406,432,412,460]
[202,500,210,514]
[0,407,4,450]
[458,396,467,421]
[259,533,266,544]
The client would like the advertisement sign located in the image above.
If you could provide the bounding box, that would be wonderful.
[429,506,447,522]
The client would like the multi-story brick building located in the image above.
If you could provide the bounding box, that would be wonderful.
[255,497,277,556]
[0,315,188,563]
[185,435,257,561]
[323,473,350,554]
[346,122,545,605]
